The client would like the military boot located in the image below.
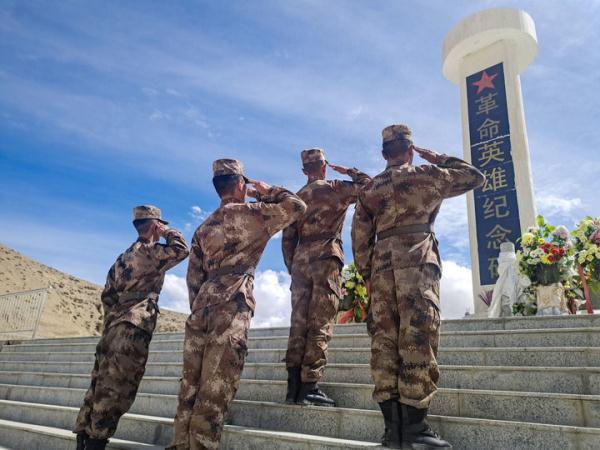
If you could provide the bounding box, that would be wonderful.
[75,432,88,450]
[401,404,452,449]
[85,438,108,450]
[296,382,336,407]
[378,400,402,448]
[286,367,302,404]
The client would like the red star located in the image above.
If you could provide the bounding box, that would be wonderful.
[472,71,497,94]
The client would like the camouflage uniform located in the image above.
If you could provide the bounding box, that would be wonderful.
[169,159,306,450]
[352,126,484,410]
[282,148,370,384]
[74,206,189,441]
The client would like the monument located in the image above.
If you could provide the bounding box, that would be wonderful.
[442,8,538,316]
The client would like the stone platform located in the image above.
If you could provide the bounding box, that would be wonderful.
[1,315,599,449]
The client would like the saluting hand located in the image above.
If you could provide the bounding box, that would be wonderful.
[413,146,441,164]
[247,179,272,198]
[327,162,351,175]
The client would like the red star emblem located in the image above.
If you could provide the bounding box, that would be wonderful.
[472,71,497,94]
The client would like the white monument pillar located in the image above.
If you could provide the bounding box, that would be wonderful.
[442,8,538,316]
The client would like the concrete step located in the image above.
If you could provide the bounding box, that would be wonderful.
[1,399,599,450]
[0,416,378,450]
[0,418,162,450]
[2,345,599,368]
[6,327,600,354]
[17,314,600,347]
[1,374,599,428]
[2,361,600,395]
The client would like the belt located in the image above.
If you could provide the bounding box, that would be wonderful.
[207,265,256,280]
[118,291,159,302]
[299,233,340,244]
[377,223,434,241]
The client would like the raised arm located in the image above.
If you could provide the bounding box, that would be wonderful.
[329,164,371,204]
[351,193,376,283]
[249,182,307,237]
[186,231,207,308]
[153,227,190,272]
[415,147,485,198]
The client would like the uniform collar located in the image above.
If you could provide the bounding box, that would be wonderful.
[386,161,411,169]
[220,197,242,206]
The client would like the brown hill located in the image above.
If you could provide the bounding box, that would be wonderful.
[0,243,187,338]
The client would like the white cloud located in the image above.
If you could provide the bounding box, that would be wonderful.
[440,260,474,320]
[190,206,209,223]
[159,270,292,328]
[536,194,583,217]
[271,231,283,240]
[161,273,190,313]
[252,270,292,328]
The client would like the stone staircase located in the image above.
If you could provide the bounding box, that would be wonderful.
[0,315,599,449]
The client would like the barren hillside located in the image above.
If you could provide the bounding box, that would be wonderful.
[0,243,187,337]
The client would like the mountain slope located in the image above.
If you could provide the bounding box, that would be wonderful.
[0,244,186,337]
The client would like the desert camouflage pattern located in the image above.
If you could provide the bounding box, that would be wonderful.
[382,124,412,143]
[169,185,306,450]
[132,204,168,223]
[101,228,189,333]
[170,300,251,450]
[282,168,370,383]
[352,154,484,290]
[212,158,246,178]
[74,227,188,439]
[73,322,152,439]
[367,264,441,407]
[300,148,325,165]
[352,153,483,408]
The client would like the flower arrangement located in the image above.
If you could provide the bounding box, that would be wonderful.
[572,217,600,312]
[337,263,369,323]
[516,216,573,286]
[572,217,600,289]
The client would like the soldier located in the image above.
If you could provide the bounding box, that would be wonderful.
[282,148,370,406]
[74,205,189,450]
[352,125,484,449]
[168,159,306,450]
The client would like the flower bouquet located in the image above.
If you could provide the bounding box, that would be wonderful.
[572,216,600,312]
[337,263,369,324]
[516,216,573,315]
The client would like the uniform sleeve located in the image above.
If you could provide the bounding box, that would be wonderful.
[351,192,376,281]
[186,231,207,308]
[331,168,371,204]
[152,228,190,272]
[254,186,307,237]
[282,221,299,274]
[100,264,118,314]
[426,155,485,199]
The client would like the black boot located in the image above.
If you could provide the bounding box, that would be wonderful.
[286,367,302,404]
[85,438,108,450]
[75,432,88,450]
[378,400,402,448]
[296,382,336,407]
[401,404,452,449]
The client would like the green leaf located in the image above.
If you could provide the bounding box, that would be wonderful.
[536,215,545,227]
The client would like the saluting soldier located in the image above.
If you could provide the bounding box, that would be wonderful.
[74,206,189,450]
[352,125,484,449]
[168,159,306,450]
[282,148,370,406]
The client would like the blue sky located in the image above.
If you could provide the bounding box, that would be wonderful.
[1,0,599,325]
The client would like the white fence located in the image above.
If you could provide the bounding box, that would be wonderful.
[0,288,48,340]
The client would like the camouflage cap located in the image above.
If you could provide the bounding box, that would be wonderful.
[213,159,249,182]
[301,148,326,166]
[382,124,412,145]
[132,205,168,224]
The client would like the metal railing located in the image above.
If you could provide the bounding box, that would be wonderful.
[0,288,48,340]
